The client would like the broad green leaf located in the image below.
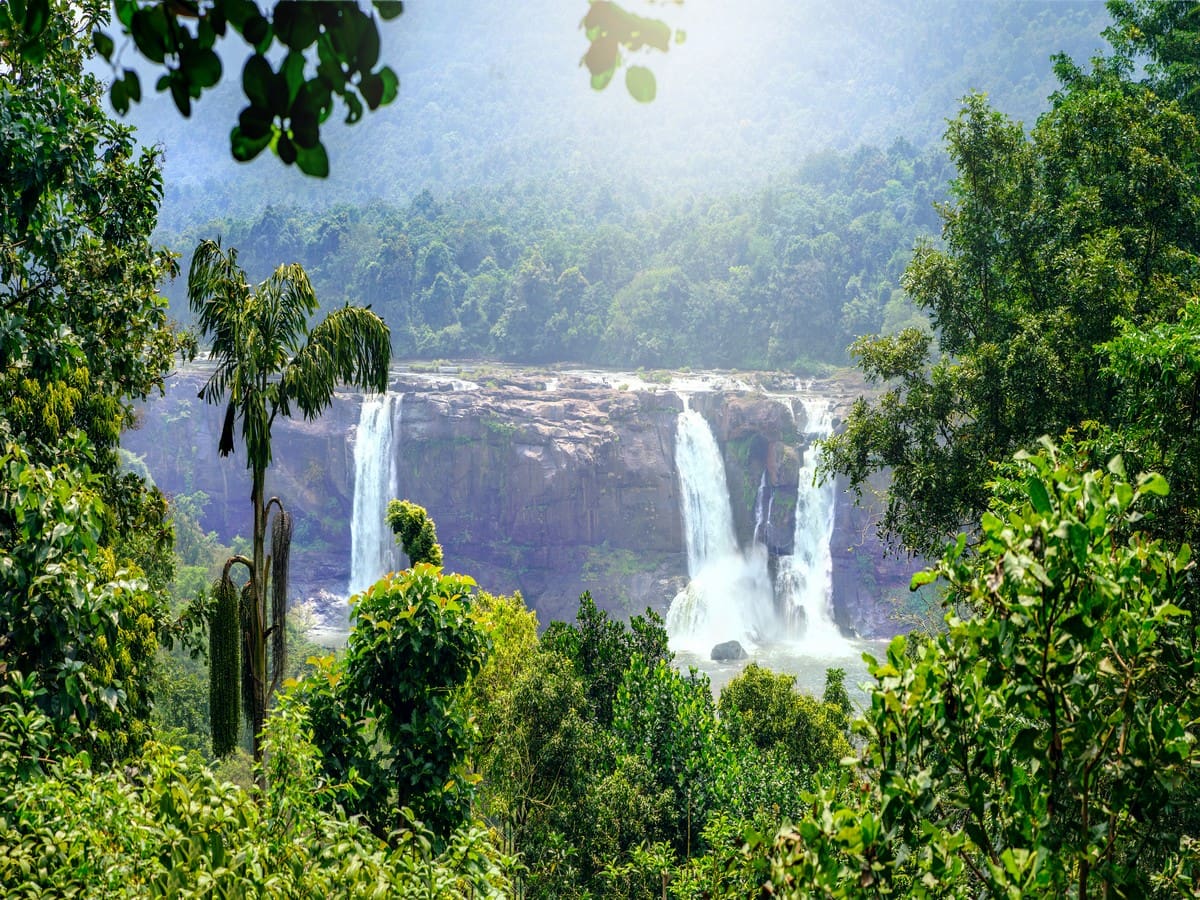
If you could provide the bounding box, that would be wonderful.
[295,142,330,178]
[188,47,222,89]
[111,78,129,114]
[289,110,319,148]
[356,17,381,71]
[273,0,320,51]
[1026,476,1051,514]
[1114,481,1134,510]
[591,68,615,91]
[93,30,115,60]
[130,7,168,64]
[378,66,399,105]
[242,54,273,108]
[375,1,404,20]
[1067,522,1088,562]
[276,133,297,165]
[1139,471,1169,496]
[359,71,383,110]
[23,0,49,37]
[123,69,141,103]
[910,569,938,589]
[169,75,192,117]
[242,12,270,49]
[625,65,656,103]
[230,125,271,162]
[238,105,274,141]
[281,50,306,106]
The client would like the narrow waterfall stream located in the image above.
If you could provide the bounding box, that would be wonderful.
[752,471,768,545]
[348,392,402,595]
[774,397,851,653]
[665,399,775,654]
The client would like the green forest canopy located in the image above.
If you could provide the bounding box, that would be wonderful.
[158,142,951,371]
[6,0,1200,897]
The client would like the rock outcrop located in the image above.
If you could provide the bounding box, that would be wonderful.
[711,640,748,661]
[123,365,916,636]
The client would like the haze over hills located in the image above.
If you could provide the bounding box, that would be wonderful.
[122,0,1112,236]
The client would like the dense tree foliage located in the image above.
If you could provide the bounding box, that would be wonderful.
[718,662,852,780]
[822,7,1200,555]
[387,497,443,566]
[304,565,488,841]
[758,445,1200,897]
[0,679,514,897]
[469,593,855,897]
[780,5,1200,895]
[0,0,184,762]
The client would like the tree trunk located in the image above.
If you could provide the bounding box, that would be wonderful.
[250,465,269,784]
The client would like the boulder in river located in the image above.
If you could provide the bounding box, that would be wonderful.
[711,640,748,661]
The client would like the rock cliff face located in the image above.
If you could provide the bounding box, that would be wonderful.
[123,366,916,636]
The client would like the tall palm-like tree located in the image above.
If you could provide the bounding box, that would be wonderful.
[189,238,390,766]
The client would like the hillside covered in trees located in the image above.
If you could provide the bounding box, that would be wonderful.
[157,145,951,370]
[4,0,1200,897]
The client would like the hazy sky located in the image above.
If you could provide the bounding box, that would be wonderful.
[112,0,1111,230]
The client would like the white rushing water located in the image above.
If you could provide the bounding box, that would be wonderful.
[752,471,768,545]
[665,399,775,654]
[348,392,402,595]
[774,396,851,653]
[666,392,853,660]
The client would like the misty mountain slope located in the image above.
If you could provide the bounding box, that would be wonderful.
[123,0,1111,232]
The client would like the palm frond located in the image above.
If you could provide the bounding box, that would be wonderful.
[280,305,391,420]
[189,239,251,407]
[257,263,319,373]
[189,239,248,349]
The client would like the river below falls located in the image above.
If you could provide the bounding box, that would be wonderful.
[673,637,892,708]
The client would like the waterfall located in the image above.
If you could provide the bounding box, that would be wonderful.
[665,400,775,654]
[775,397,849,652]
[675,404,739,573]
[348,392,402,595]
[752,471,768,545]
